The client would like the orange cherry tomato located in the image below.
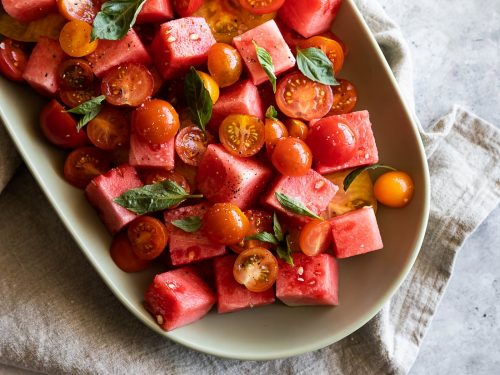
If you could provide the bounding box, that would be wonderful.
[299,219,332,256]
[219,114,265,157]
[207,42,243,88]
[132,99,180,144]
[230,210,274,254]
[58,0,101,23]
[87,105,130,150]
[329,78,358,115]
[264,118,288,152]
[0,39,28,81]
[275,71,333,121]
[110,232,151,272]
[238,0,285,14]
[63,147,110,189]
[373,171,415,208]
[271,137,312,176]
[127,216,168,260]
[59,20,98,57]
[101,63,154,107]
[175,126,214,166]
[203,203,250,245]
[298,36,345,74]
[141,169,191,194]
[196,70,220,103]
[285,118,309,140]
[233,247,278,292]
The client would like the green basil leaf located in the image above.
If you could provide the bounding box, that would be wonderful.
[265,105,278,120]
[273,212,284,242]
[277,236,294,266]
[253,41,276,92]
[66,95,106,131]
[246,231,279,245]
[171,216,202,233]
[114,180,203,215]
[296,47,338,86]
[184,66,213,132]
[343,164,397,191]
[91,0,147,41]
[275,192,322,220]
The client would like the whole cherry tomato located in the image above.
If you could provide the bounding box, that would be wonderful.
[203,203,250,245]
[271,137,312,176]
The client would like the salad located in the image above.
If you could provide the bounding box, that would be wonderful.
[0,0,415,332]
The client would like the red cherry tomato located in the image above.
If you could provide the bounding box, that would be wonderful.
[58,0,101,23]
[59,88,98,108]
[298,36,345,74]
[39,99,89,149]
[299,219,332,256]
[101,63,154,106]
[0,39,28,81]
[132,99,180,144]
[172,0,203,17]
[271,137,312,176]
[57,58,94,90]
[230,210,274,254]
[219,114,265,157]
[233,247,278,292]
[328,78,358,115]
[141,169,191,194]
[306,117,357,166]
[63,147,110,188]
[127,216,168,260]
[238,0,285,15]
[275,71,333,121]
[203,203,250,245]
[87,105,130,150]
[110,232,151,273]
[175,126,214,166]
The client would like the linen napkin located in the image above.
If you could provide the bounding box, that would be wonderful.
[1,1,499,374]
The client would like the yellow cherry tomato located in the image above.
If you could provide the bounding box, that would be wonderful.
[196,70,220,104]
[373,171,415,208]
[59,20,98,57]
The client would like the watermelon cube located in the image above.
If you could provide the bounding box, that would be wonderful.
[129,132,175,170]
[208,80,264,132]
[163,203,227,266]
[278,0,342,38]
[276,253,339,306]
[214,255,275,314]
[144,267,216,331]
[233,20,295,86]
[1,0,57,22]
[85,164,143,234]
[197,144,273,209]
[329,206,383,258]
[86,30,152,78]
[22,37,66,96]
[137,0,174,24]
[151,17,216,80]
[312,111,379,174]
[263,169,338,224]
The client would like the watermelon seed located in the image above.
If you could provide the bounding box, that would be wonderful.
[156,315,164,325]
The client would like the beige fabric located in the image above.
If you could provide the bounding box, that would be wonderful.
[1,1,499,374]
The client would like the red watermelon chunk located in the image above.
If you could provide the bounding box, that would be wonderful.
[137,0,174,24]
[312,111,379,174]
[329,206,383,258]
[164,203,227,266]
[144,267,216,331]
[85,164,143,234]
[276,253,339,306]
[208,79,264,132]
[1,0,57,22]
[214,255,275,314]
[233,20,295,86]
[129,132,175,170]
[86,30,152,78]
[197,144,273,209]
[22,37,66,96]
[263,169,338,224]
[278,0,342,38]
[151,17,216,80]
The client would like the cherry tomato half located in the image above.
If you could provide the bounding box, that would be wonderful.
[59,87,97,108]
[175,126,214,166]
[233,247,278,292]
[219,114,265,157]
[271,137,312,176]
[275,71,333,121]
[132,99,180,144]
[207,43,243,88]
[373,171,415,208]
[110,232,151,273]
[328,78,358,116]
[39,99,89,149]
[58,0,101,23]
[230,210,274,254]
[57,58,94,90]
[101,63,154,107]
[299,219,332,256]
[298,36,345,74]
[87,105,130,150]
[173,0,203,17]
[238,0,285,14]
[0,39,28,81]
[59,20,98,57]
[127,216,169,260]
[285,118,308,140]
[203,203,250,245]
[63,147,110,188]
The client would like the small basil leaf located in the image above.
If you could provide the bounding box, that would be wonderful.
[92,0,147,41]
[296,47,338,86]
[277,236,294,266]
[274,192,322,220]
[253,41,276,92]
[171,216,202,233]
[343,164,397,191]
[246,232,279,245]
[184,66,213,132]
[273,212,284,242]
[265,105,278,120]
[66,95,106,130]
